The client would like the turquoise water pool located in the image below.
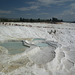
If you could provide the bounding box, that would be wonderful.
[0,41,28,55]
[35,43,48,47]
[32,38,48,47]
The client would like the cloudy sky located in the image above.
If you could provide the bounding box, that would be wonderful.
[0,0,75,21]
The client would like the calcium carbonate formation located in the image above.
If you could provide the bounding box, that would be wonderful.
[0,22,75,75]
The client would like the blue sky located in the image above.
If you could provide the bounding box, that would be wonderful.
[0,0,75,21]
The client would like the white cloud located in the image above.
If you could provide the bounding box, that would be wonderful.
[26,14,31,15]
[52,2,75,21]
[70,3,75,9]
[62,3,75,16]
[17,5,39,11]
[38,0,75,5]
[56,8,75,21]
[0,10,11,14]
[38,13,49,15]
[18,0,75,12]
[38,0,53,5]
[16,0,75,21]
[26,2,37,5]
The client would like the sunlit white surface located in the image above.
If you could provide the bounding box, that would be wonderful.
[0,22,75,75]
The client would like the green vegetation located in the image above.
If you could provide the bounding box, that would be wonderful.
[0,17,63,23]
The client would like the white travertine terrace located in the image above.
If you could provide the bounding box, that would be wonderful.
[0,22,75,75]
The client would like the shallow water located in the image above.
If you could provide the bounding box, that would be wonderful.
[0,41,28,55]
[32,38,58,47]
